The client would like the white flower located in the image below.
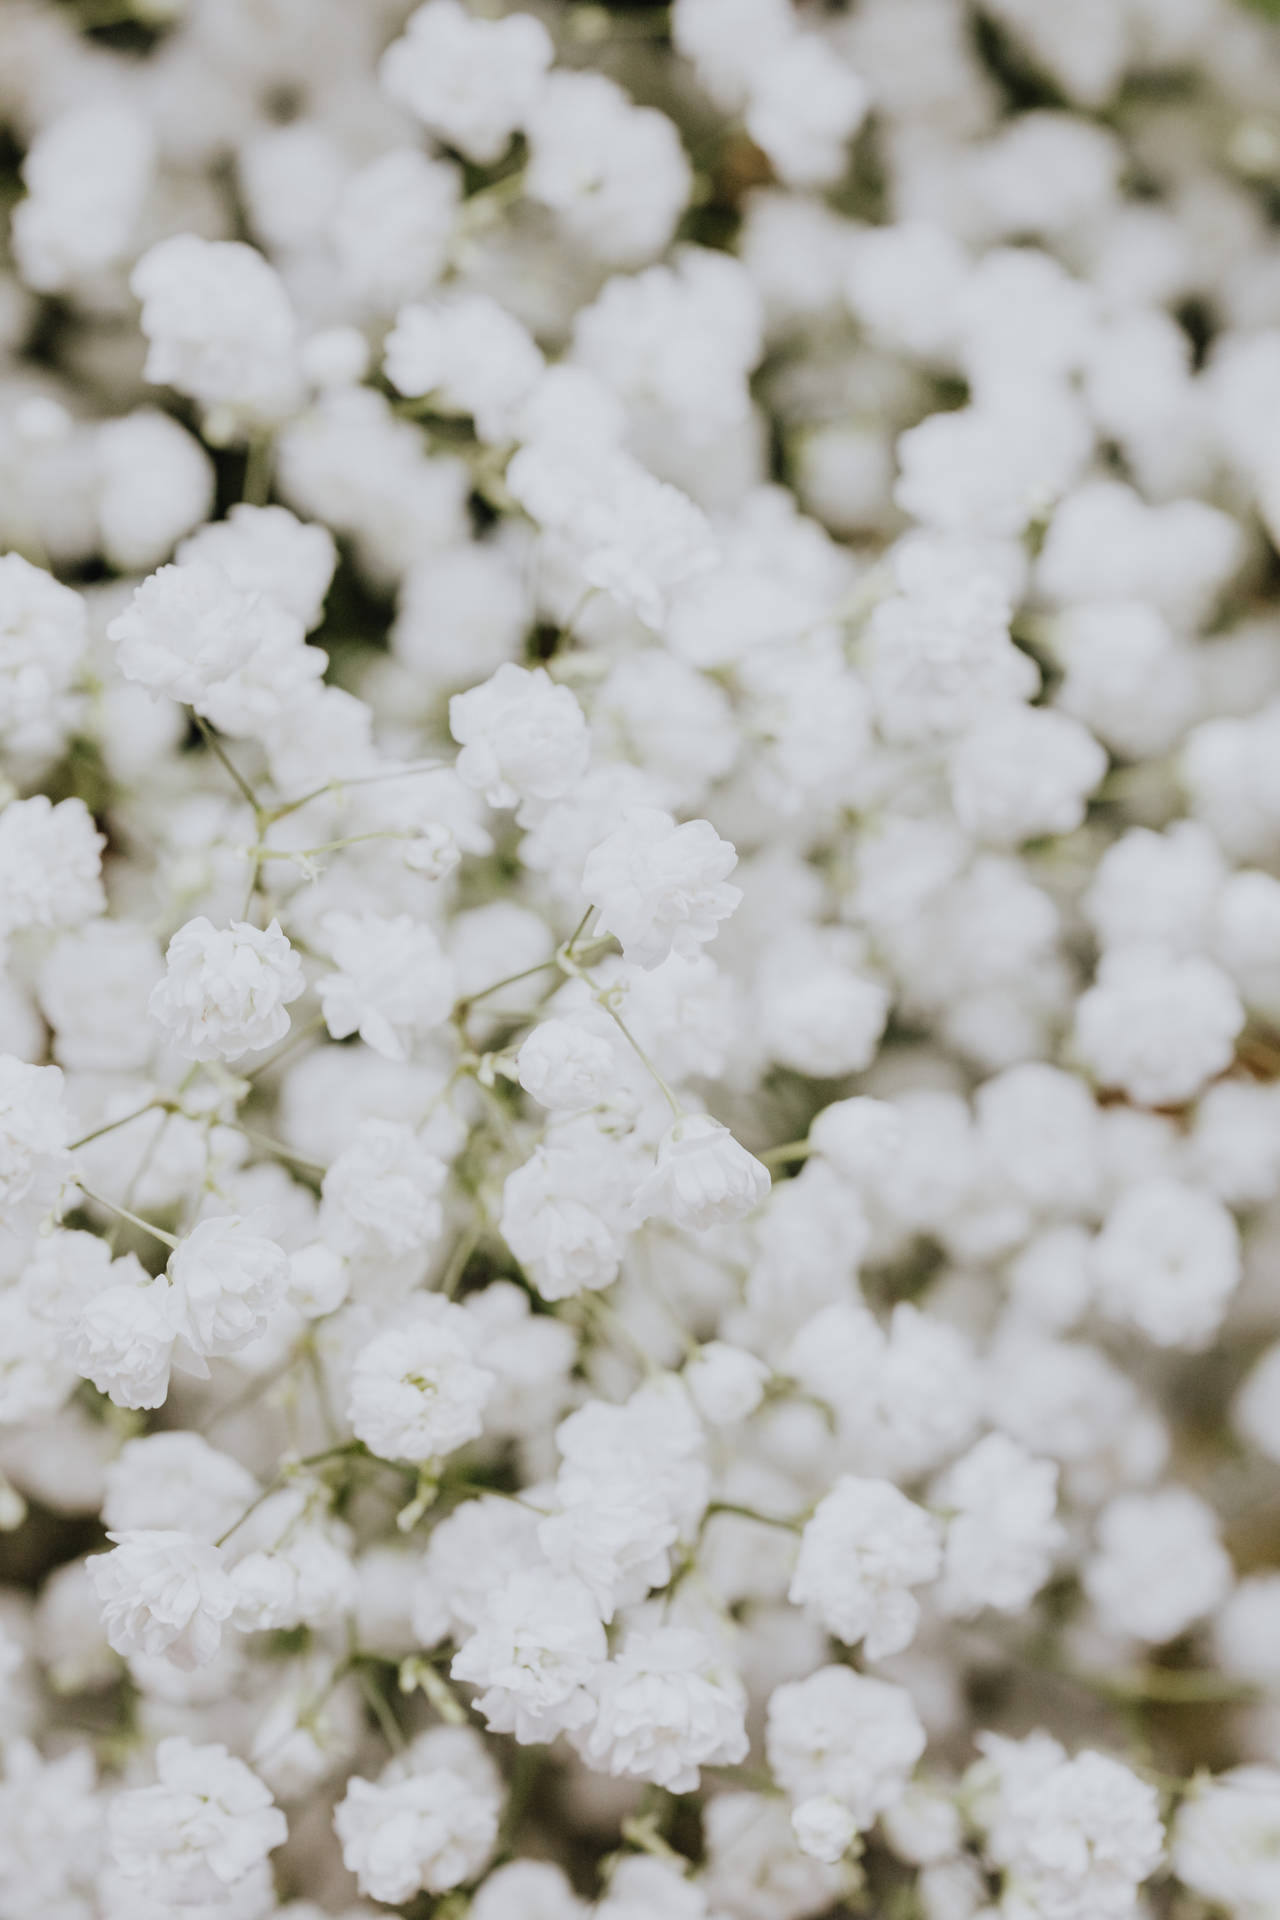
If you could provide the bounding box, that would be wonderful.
[1092,1176,1240,1349]
[379,0,553,163]
[167,1215,290,1363]
[766,1667,926,1828]
[178,502,336,631]
[450,662,589,811]
[632,1114,770,1232]
[107,558,325,736]
[982,1745,1163,1920]
[499,1141,632,1301]
[524,71,692,266]
[102,1431,258,1543]
[808,1097,905,1186]
[0,1743,103,1919]
[70,1274,176,1410]
[596,1856,710,1920]
[88,1529,236,1670]
[791,1796,860,1864]
[1074,945,1244,1107]
[1172,1768,1280,1915]
[320,1119,448,1260]
[131,234,301,421]
[508,443,717,629]
[0,796,104,939]
[471,1860,587,1920]
[516,1018,619,1110]
[38,919,163,1072]
[149,916,305,1061]
[789,1476,942,1658]
[684,1342,770,1425]
[317,911,457,1061]
[578,1624,749,1793]
[584,808,740,968]
[931,1434,1064,1620]
[1084,1487,1233,1644]
[107,1736,286,1906]
[0,554,86,737]
[347,1298,495,1462]
[13,102,153,293]
[948,705,1108,845]
[0,1057,69,1231]
[451,1568,606,1744]
[745,36,869,189]
[385,292,545,442]
[334,1726,503,1902]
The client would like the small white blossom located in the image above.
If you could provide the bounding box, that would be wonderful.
[450,663,589,811]
[584,809,740,968]
[317,911,457,1061]
[379,0,553,163]
[347,1299,495,1463]
[790,1476,942,1658]
[89,1529,237,1670]
[335,1726,503,1902]
[167,1215,290,1364]
[632,1114,770,1232]
[149,916,305,1061]
[107,1737,286,1906]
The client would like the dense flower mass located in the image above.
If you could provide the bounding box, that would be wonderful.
[1,0,1280,1915]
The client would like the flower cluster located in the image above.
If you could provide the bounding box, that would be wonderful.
[0,0,1278,1916]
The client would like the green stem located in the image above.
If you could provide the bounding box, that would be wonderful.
[358,1665,407,1753]
[68,1100,164,1152]
[759,1139,813,1168]
[193,715,263,819]
[704,1500,803,1533]
[76,1185,178,1250]
[265,758,449,826]
[238,1128,328,1179]
[242,434,273,507]
[1078,1667,1261,1706]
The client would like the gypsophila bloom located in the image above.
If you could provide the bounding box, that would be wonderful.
[766,1667,926,1830]
[0,796,104,939]
[320,1119,448,1260]
[791,1796,860,1865]
[166,1215,289,1364]
[379,1,553,163]
[107,1737,286,1906]
[632,1113,770,1232]
[70,1273,176,1411]
[335,1726,502,1902]
[347,1298,495,1463]
[88,1529,236,1670]
[978,1740,1164,1920]
[131,235,301,422]
[584,809,741,968]
[107,557,325,735]
[1171,1768,1280,1915]
[789,1476,942,1658]
[0,1057,69,1231]
[451,1567,606,1745]
[0,555,86,738]
[149,916,305,1061]
[577,1624,748,1793]
[450,662,589,811]
[1073,945,1245,1106]
[1084,1487,1233,1644]
[7,9,1280,1913]
[932,1433,1065,1619]
[317,911,457,1061]
[516,1018,619,1111]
